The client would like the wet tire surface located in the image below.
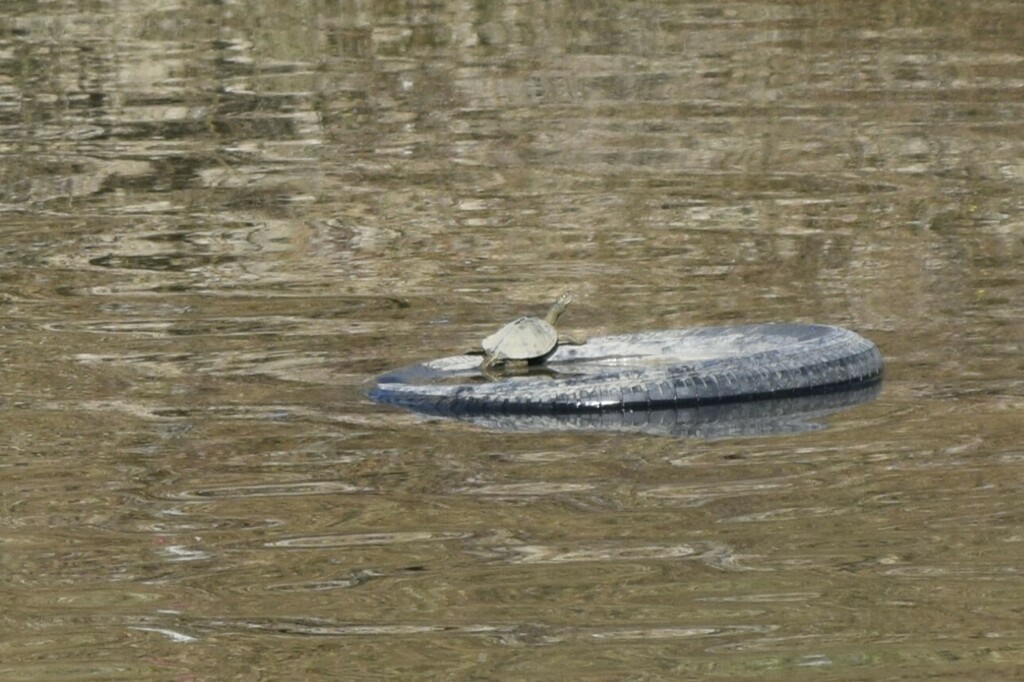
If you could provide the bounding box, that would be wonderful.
[369,324,884,416]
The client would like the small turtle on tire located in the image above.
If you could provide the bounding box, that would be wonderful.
[474,292,586,374]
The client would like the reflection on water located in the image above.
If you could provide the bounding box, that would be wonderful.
[1,0,1023,679]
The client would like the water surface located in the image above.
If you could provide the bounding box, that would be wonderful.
[1,1,1023,679]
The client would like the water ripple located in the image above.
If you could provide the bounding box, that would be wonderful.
[167,481,371,500]
[266,531,471,549]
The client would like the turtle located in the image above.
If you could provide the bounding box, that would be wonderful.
[476,292,586,373]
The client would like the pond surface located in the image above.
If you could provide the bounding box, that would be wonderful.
[2,1,1023,679]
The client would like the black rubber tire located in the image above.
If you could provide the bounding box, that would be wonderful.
[412,383,882,438]
[369,323,883,416]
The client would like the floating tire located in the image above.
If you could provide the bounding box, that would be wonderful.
[369,323,883,416]
[419,384,882,438]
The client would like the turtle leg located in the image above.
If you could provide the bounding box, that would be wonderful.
[483,357,528,372]
[480,354,528,378]
[481,354,526,372]
[557,334,587,346]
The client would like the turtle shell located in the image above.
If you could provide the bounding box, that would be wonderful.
[481,316,558,361]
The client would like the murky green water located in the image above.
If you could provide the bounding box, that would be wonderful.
[2,1,1023,679]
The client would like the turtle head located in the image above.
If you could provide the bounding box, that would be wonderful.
[543,292,573,326]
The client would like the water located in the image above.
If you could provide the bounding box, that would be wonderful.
[1,1,1022,679]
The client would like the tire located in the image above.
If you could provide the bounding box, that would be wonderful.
[411,383,882,438]
[369,324,884,416]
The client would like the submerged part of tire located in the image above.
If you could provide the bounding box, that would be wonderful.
[403,383,883,438]
[369,323,884,416]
